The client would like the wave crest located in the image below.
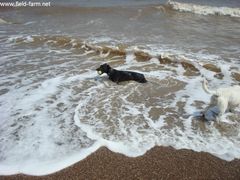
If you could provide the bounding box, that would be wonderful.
[166,0,240,17]
[7,35,240,82]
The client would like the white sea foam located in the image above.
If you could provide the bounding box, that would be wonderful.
[0,71,99,175]
[74,60,240,164]
[1,35,240,176]
[167,0,240,17]
[1,60,240,176]
[24,21,36,25]
[0,18,9,24]
[23,36,34,43]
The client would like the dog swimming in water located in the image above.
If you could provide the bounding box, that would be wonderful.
[96,63,147,84]
[202,78,240,120]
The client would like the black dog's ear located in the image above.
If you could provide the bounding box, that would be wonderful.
[101,63,111,70]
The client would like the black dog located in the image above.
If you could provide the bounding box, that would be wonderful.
[96,63,147,84]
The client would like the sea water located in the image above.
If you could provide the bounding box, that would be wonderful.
[0,0,240,175]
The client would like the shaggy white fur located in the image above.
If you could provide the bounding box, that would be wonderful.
[202,79,240,120]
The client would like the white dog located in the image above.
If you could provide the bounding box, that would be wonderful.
[202,79,240,119]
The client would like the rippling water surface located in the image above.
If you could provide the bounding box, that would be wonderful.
[0,0,240,175]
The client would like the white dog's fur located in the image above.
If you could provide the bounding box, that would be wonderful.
[202,79,240,119]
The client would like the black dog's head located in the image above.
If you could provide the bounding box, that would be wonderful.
[96,63,111,75]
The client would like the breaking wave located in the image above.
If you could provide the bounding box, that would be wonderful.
[165,0,240,17]
[7,35,240,81]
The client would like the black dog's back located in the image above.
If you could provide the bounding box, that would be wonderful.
[109,70,147,83]
[128,71,147,83]
[96,63,147,84]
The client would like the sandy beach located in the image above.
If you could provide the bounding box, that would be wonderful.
[2,146,240,180]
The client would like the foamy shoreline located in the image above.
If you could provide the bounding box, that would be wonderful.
[0,34,239,176]
[1,146,240,179]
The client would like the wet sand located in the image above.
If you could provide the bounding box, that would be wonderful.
[2,146,240,180]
